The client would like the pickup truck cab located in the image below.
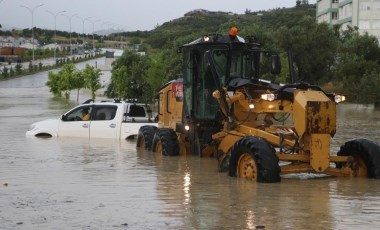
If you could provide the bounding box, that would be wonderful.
[26,100,157,139]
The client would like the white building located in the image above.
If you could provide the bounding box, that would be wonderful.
[0,36,37,47]
[43,43,64,51]
[316,0,380,43]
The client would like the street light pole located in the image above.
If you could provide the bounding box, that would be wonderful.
[46,10,66,60]
[63,13,78,56]
[89,19,100,51]
[75,15,91,53]
[0,0,4,58]
[101,21,111,49]
[20,3,44,64]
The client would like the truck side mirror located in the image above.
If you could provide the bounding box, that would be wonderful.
[271,54,281,75]
[61,114,66,121]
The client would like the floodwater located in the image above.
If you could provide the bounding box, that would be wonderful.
[1,61,380,230]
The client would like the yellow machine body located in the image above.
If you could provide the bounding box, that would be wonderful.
[138,30,375,182]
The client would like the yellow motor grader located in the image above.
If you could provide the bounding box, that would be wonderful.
[137,28,380,183]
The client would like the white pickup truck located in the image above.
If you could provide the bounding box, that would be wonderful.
[26,100,157,139]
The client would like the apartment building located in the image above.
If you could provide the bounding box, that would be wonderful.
[316,0,380,43]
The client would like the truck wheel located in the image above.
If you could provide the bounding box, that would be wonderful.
[136,125,157,151]
[229,137,281,183]
[337,138,380,178]
[151,128,179,156]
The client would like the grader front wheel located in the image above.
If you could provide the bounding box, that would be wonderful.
[229,136,281,183]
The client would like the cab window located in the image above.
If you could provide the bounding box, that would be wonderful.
[63,106,93,121]
[128,105,146,117]
[92,106,118,120]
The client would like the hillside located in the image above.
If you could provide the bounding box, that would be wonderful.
[0,5,316,50]
[142,5,316,49]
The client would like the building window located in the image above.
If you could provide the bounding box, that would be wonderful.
[374,1,380,10]
[332,12,338,20]
[340,4,353,18]
[373,20,380,29]
[359,20,371,29]
[360,1,371,11]
[332,0,338,3]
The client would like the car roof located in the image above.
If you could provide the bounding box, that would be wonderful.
[81,99,148,107]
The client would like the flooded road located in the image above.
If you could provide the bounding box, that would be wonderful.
[1,62,380,229]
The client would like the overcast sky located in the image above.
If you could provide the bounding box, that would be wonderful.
[0,0,316,34]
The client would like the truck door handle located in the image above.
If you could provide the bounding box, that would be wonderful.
[109,123,116,128]
[82,124,89,128]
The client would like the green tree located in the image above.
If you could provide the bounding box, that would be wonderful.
[334,29,380,102]
[110,65,129,99]
[355,71,380,104]
[82,64,102,99]
[71,70,85,103]
[276,16,338,85]
[109,50,149,101]
[60,63,80,99]
[15,63,23,75]
[161,40,183,80]
[2,66,9,78]
[129,37,141,45]
[46,71,62,97]
[28,61,33,72]
[145,52,168,95]
[45,63,81,99]
[9,67,14,77]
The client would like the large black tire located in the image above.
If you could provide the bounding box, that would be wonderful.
[151,128,179,156]
[136,125,157,151]
[229,136,281,183]
[337,138,380,179]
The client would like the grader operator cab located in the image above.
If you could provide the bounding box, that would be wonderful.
[137,28,380,183]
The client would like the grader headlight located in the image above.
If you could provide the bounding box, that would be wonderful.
[261,93,276,101]
[249,99,255,109]
[334,95,346,103]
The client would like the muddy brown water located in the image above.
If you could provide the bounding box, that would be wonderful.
[1,61,380,229]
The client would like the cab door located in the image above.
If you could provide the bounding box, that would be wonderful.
[58,105,93,138]
[89,105,119,139]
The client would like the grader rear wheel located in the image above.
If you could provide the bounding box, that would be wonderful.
[337,138,380,178]
[154,140,163,155]
[136,125,157,151]
[237,153,258,180]
[351,158,368,177]
[151,128,179,156]
[229,136,281,183]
